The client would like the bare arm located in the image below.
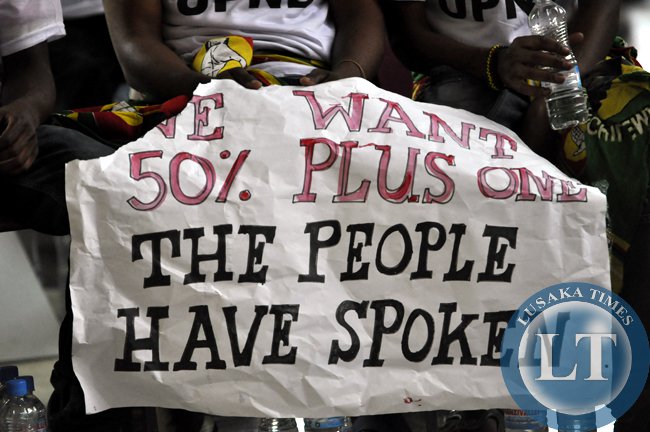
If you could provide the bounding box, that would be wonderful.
[384,2,487,78]
[0,42,55,174]
[384,2,572,98]
[103,0,209,101]
[570,0,620,75]
[519,1,620,155]
[301,0,385,85]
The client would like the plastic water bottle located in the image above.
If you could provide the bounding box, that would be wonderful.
[528,0,589,130]
[304,417,352,432]
[0,367,19,406]
[504,409,548,432]
[0,378,48,431]
[556,413,597,432]
[257,418,298,432]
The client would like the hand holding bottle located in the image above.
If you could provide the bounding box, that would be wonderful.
[496,33,583,98]
[528,0,590,130]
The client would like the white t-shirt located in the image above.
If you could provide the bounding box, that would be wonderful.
[60,0,104,19]
[395,0,576,47]
[161,0,335,76]
[0,0,65,57]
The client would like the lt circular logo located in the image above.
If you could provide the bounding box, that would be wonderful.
[501,282,649,430]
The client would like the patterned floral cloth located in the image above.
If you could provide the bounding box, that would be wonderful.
[50,35,327,145]
[561,42,650,292]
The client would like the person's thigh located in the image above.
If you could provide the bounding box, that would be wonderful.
[419,66,528,132]
[1,125,117,235]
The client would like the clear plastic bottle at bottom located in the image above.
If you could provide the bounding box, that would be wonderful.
[304,416,352,432]
[556,412,597,432]
[528,0,590,130]
[0,378,48,432]
[257,417,298,432]
[503,409,548,432]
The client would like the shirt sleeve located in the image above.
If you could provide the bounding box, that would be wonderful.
[0,0,65,56]
[60,0,104,19]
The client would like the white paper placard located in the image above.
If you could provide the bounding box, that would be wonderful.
[66,78,610,417]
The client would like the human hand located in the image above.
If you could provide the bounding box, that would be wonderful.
[217,67,263,90]
[0,103,40,175]
[497,33,584,98]
[299,60,365,86]
[299,68,341,86]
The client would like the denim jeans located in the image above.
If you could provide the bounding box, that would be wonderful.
[0,125,118,235]
[416,66,529,132]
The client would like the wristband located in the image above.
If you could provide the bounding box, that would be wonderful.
[486,44,506,91]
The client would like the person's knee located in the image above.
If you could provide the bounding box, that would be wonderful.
[37,125,116,161]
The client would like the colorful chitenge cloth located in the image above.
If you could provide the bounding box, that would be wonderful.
[192,35,327,85]
[410,38,650,292]
[51,35,326,146]
[411,73,429,102]
[561,38,650,292]
[51,96,191,147]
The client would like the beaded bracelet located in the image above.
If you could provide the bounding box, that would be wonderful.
[485,44,506,91]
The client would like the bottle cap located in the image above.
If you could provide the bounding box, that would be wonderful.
[0,366,19,384]
[5,379,28,397]
[17,376,34,393]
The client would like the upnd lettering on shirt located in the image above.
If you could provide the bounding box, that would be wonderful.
[177,0,314,15]
[437,0,534,21]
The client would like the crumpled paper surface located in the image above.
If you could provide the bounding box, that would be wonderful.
[65,78,610,416]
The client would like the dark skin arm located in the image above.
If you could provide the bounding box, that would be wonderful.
[520,0,620,157]
[384,2,573,98]
[300,0,385,85]
[505,0,619,101]
[385,1,620,157]
[105,0,384,95]
[103,0,210,101]
[0,42,56,175]
[222,0,386,87]
[385,0,620,96]
[569,0,620,76]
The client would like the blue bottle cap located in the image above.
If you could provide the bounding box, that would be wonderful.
[16,376,34,393]
[5,379,28,398]
[0,366,18,383]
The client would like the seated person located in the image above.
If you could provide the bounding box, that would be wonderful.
[103,0,385,101]
[382,1,649,431]
[42,1,387,431]
[1,0,146,427]
[382,0,618,158]
[0,0,117,236]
